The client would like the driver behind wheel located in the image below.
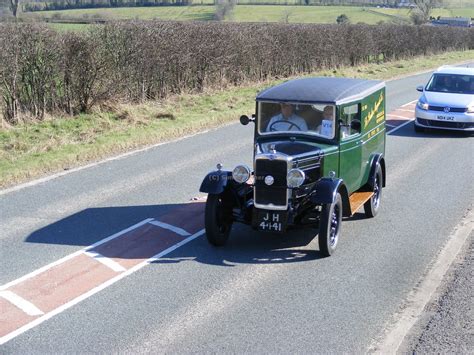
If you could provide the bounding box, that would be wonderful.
[266,103,308,132]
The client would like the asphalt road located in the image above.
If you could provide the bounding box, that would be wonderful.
[402,233,473,353]
[1,67,473,353]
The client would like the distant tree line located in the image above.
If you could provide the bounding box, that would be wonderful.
[22,0,413,13]
[0,21,472,124]
[23,0,192,12]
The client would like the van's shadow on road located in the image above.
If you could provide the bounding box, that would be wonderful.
[153,223,325,267]
[25,203,336,266]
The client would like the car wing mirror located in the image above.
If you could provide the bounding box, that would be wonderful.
[416,85,424,92]
[240,115,255,126]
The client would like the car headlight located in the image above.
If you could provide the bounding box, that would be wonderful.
[287,169,305,188]
[467,106,474,114]
[417,99,429,110]
[232,165,251,184]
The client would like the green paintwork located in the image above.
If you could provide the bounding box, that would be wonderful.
[334,87,385,193]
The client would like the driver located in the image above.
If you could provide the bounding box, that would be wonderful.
[266,103,308,132]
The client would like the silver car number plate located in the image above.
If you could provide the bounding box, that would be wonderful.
[436,115,455,121]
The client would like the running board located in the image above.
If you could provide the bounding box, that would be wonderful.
[349,191,374,216]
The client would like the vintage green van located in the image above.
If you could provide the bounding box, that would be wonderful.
[199,77,386,256]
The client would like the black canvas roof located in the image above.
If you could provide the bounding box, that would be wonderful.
[256,77,384,105]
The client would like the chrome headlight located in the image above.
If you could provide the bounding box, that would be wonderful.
[232,165,251,184]
[287,169,305,188]
[417,98,429,110]
[467,105,474,114]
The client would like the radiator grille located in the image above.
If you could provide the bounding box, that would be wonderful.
[254,159,288,207]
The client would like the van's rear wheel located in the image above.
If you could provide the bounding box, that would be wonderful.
[318,193,342,257]
[364,165,383,218]
[205,193,233,246]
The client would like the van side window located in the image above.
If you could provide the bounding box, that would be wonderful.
[341,104,361,139]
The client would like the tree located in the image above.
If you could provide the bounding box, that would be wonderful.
[411,0,442,24]
[281,8,294,23]
[9,0,19,17]
[214,0,236,21]
[336,14,350,24]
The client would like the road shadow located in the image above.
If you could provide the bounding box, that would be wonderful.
[389,121,473,139]
[25,202,329,266]
[153,222,325,267]
[25,204,182,247]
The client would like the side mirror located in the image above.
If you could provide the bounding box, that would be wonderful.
[416,85,424,92]
[351,120,361,131]
[240,115,255,126]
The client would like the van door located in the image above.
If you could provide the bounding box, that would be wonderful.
[339,104,362,194]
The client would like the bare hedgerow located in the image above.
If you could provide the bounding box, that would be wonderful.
[0,21,472,124]
[0,24,61,123]
[60,30,115,114]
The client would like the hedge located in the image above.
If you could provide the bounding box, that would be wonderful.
[0,21,472,123]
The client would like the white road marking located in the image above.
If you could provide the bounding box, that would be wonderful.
[0,290,44,316]
[387,113,413,120]
[401,99,418,107]
[83,251,126,272]
[0,218,153,291]
[397,108,415,112]
[148,221,191,236]
[371,209,474,354]
[0,229,205,346]
[385,124,396,128]
[387,119,415,134]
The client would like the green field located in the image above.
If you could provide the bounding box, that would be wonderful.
[25,5,402,25]
[24,4,474,29]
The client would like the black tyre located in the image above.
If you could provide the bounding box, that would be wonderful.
[205,193,233,246]
[318,193,342,257]
[364,164,383,218]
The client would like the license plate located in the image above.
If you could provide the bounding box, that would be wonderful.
[257,210,287,232]
[436,115,455,121]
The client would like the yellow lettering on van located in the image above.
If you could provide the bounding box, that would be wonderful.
[364,93,384,129]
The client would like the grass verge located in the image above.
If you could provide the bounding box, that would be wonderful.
[1,49,473,188]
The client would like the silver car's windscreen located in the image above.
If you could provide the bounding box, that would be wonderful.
[426,74,474,95]
[258,102,335,139]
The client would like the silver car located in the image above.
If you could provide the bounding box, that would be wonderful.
[415,66,474,132]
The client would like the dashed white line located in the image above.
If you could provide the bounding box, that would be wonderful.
[83,251,126,272]
[148,220,191,237]
[0,291,44,316]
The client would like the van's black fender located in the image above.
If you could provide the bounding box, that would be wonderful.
[368,154,386,189]
[310,178,351,217]
[199,170,233,194]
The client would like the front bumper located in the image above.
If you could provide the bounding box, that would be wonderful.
[415,107,474,131]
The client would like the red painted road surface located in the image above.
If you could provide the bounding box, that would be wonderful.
[0,104,415,344]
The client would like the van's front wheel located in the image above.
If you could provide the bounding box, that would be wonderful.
[205,194,233,246]
[318,193,342,257]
